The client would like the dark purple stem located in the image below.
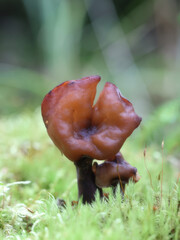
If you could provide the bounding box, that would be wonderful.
[74,157,103,204]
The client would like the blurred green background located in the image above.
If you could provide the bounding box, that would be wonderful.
[0,0,180,156]
[0,2,179,238]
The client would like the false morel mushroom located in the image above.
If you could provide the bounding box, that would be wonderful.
[41,75,142,204]
[92,152,141,195]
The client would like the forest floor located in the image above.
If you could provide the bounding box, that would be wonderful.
[0,110,179,240]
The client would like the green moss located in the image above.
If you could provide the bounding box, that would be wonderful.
[0,111,179,239]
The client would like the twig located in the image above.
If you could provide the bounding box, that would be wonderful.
[176,173,180,185]
[143,146,154,191]
[161,140,164,204]
[116,165,128,199]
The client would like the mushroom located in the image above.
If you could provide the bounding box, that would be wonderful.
[92,152,141,195]
[41,75,141,204]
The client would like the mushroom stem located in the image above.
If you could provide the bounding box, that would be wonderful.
[74,157,103,204]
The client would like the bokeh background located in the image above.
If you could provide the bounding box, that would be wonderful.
[0,0,180,156]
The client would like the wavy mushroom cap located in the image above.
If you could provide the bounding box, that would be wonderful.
[92,153,141,188]
[41,76,142,162]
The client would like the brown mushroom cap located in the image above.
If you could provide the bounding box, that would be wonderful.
[92,153,141,188]
[41,76,142,162]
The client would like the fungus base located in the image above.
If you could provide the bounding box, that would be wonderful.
[74,157,103,204]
